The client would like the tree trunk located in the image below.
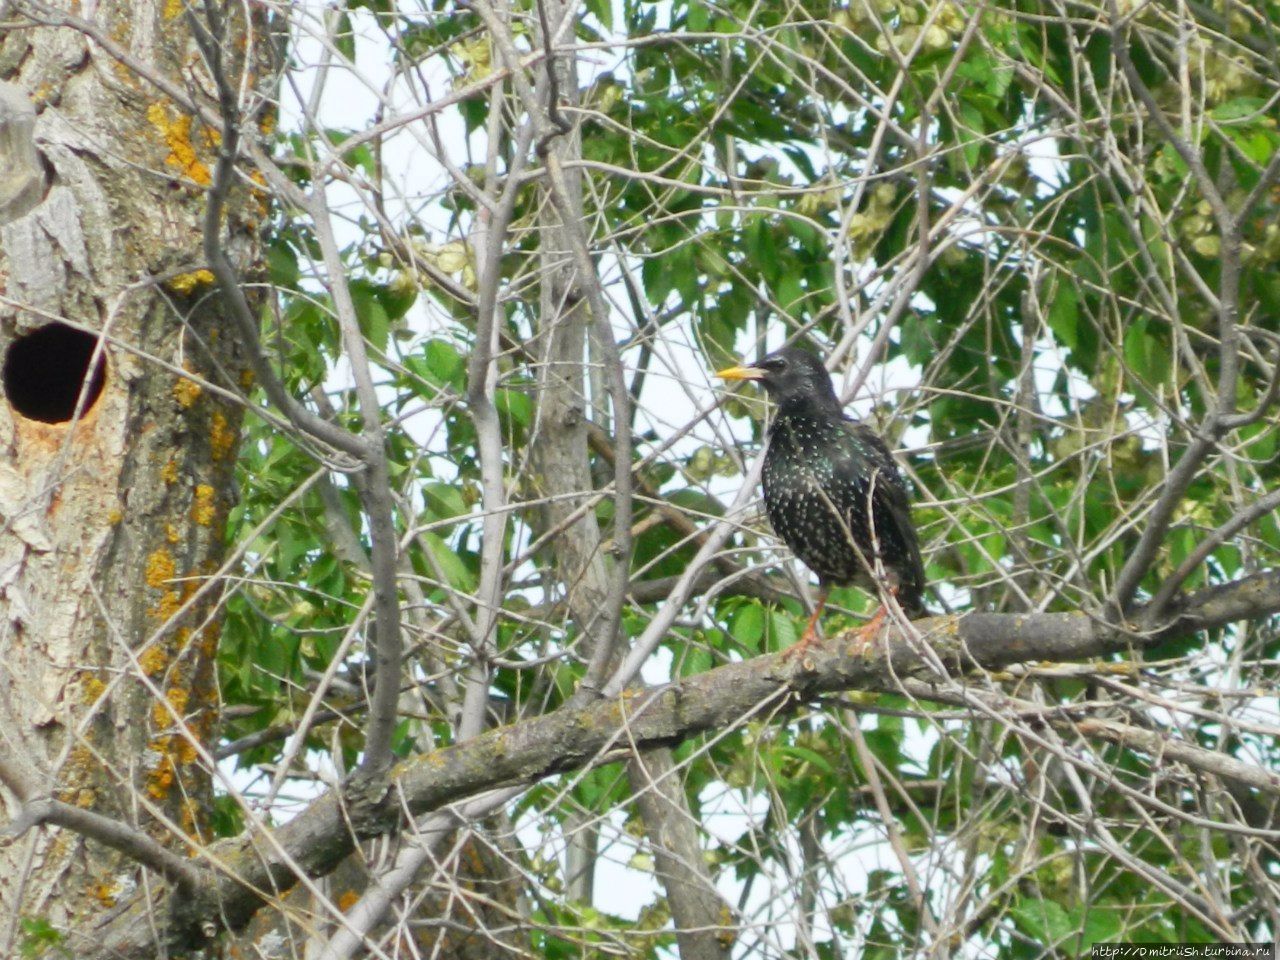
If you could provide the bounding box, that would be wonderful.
[0,1,254,952]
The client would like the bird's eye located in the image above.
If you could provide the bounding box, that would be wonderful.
[761,355,787,372]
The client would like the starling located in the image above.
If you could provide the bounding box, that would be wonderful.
[717,346,925,650]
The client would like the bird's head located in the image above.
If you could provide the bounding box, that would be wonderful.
[715,346,841,415]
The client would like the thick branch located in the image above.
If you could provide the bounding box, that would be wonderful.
[5,799,200,891]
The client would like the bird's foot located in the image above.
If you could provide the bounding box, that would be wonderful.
[850,604,887,654]
[781,590,829,664]
[782,623,823,662]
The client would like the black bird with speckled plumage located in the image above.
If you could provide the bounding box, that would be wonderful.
[717,346,925,647]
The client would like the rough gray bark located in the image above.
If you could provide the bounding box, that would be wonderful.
[0,0,252,951]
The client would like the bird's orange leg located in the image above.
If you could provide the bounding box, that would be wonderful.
[850,586,900,652]
[783,584,830,659]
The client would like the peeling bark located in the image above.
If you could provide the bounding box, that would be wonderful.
[0,0,255,952]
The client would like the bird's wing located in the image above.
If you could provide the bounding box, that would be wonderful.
[838,419,907,488]
[837,419,917,536]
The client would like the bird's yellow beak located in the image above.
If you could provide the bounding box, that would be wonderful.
[715,364,765,382]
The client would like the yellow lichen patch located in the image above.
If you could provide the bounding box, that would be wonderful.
[74,787,96,808]
[180,798,202,838]
[65,745,94,778]
[173,376,203,407]
[145,102,212,186]
[80,674,107,705]
[210,411,236,461]
[146,547,175,589]
[106,506,123,525]
[173,735,198,766]
[167,686,190,716]
[151,589,182,623]
[161,458,179,485]
[163,0,182,18]
[716,905,737,947]
[168,270,215,295]
[138,645,169,677]
[152,700,172,729]
[337,890,361,912]
[192,484,217,526]
[94,881,119,907]
[151,729,199,763]
[165,523,181,544]
[147,755,175,800]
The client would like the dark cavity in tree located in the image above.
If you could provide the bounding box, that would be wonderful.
[3,322,107,423]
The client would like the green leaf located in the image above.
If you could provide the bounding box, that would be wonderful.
[423,481,467,520]
[267,243,300,289]
[768,608,797,651]
[423,532,475,591]
[335,11,356,60]
[1047,281,1078,349]
[495,388,533,429]
[773,744,834,774]
[958,101,985,167]
[1010,899,1076,945]
[583,0,613,30]
[1210,97,1267,122]
[350,281,391,353]
[687,0,708,32]
[1080,908,1124,948]
[730,603,764,650]
[1123,317,1170,389]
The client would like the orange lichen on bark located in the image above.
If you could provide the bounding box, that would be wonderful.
[337,890,361,912]
[146,548,176,589]
[210,410,236,460]
[168,270,216,295]
[146,730,200,800]
[173,376,203,407]
[166,686,190,716]
[80,673,107,704]
[146,755,175,799]
[192,484,217,526]
[171,735,198,766]
[138,645,169,676]
[161,458,179,485]
[145,102,212,186]
[150,733,195,765]
[166,523,181,543]
[152,590,183,622]
[180,798,202,838]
